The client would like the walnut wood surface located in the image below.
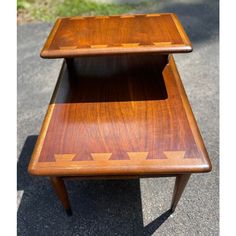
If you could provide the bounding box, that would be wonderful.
[40,13,192,58]
[28,55,211,176]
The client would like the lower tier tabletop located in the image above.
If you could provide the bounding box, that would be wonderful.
[28,54,211,176]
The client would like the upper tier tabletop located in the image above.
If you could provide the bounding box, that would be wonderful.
[28,55,211,176]
[40,13,192,58]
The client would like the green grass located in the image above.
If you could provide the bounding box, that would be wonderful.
[57,0,137,17]
[17,0,149,23]
[17,0,31,9]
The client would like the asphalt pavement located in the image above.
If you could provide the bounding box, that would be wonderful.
[17,0,219,235]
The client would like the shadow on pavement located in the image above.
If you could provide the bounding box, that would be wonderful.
[17,135,172,236]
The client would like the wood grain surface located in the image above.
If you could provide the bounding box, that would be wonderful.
[40,13,192,58]
[28,55,211,176]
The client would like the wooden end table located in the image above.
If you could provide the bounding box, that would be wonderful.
[28,13,212,216]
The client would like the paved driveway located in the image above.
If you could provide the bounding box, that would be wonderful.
[17,0,218,235]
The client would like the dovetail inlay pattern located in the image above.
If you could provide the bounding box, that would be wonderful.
[51,151,197,163]
[40,13,192,58]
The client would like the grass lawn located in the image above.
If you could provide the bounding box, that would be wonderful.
[17,0,150,23]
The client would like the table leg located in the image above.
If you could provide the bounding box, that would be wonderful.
[50,177,72,216]
[170,174,191,212]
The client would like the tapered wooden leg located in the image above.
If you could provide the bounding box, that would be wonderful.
[170,174,191,212]
[50,177,72,216]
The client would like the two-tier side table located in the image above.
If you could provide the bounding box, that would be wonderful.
[28,13,212,216]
